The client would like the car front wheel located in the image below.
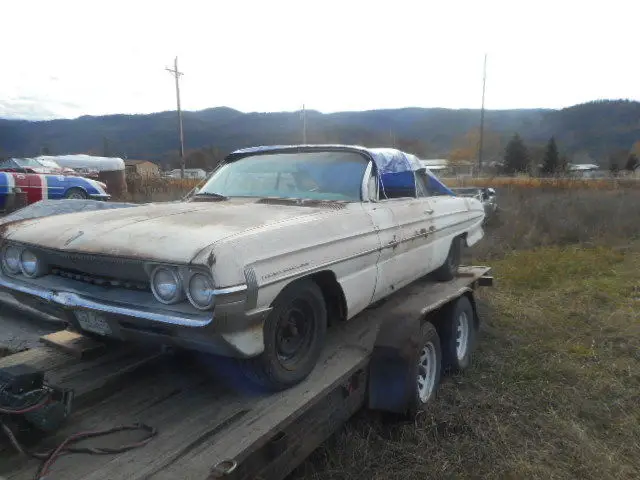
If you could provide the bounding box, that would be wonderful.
[64,188,89,199]
[238,279,327,391]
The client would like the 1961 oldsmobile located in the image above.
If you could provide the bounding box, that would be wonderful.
[0,145,485,390]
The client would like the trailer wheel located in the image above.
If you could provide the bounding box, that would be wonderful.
[433,236,462,282]
[409,322,442,414]
[440,295,477,372]
[239,279,327,392]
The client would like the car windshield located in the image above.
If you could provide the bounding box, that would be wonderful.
[13,158,41,167]
[36,159,62,168]
[198,151,369,201]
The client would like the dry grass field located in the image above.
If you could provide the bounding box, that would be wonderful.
[289,186,640,480]
[445,176,640,191]
[4,177,638,479]
[117,176,202,203]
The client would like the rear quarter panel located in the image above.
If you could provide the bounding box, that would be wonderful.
[428,196,485,266]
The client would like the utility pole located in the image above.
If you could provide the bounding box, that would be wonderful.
[166,57,185,179]
[301,104,307,143]
[477,53,487,177]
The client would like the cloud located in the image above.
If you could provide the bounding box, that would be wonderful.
[1,0,638,120]
[0,97,68,120]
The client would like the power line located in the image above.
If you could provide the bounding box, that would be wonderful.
[166,57,185,179]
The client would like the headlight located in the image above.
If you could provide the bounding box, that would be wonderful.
[186,273,215,310]
[150,267,184,304]
[20,250,47,278]
[2,246,22,274]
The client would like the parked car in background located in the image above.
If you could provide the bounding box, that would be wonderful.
[452,187,498,221]
[0,171,110,211]
[0,145,484,391]
[0,157,76,175]
[69,167,101,179]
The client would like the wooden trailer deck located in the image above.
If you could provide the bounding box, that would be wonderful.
[0,266,492,480]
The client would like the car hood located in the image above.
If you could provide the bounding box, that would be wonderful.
[2,199,338,264]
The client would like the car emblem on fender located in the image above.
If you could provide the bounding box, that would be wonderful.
[64,230,84,246]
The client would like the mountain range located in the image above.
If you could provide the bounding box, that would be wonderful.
[1,99,638,168]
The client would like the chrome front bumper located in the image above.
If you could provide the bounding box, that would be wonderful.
[0,274,214,327]
[0,274,269,358]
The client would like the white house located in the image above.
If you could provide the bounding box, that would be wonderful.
[166,168,208,179]
[567,163,601,178]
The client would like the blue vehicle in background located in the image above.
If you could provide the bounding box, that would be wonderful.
[0,171,110,212]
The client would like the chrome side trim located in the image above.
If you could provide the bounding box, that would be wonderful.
[213,284,248,295]
[261,246,380,287]
[0,275,239,328]
[259,215,483,287]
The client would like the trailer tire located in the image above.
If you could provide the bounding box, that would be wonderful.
[238,279,327,392]
[409,321,442,415]
[433,236,462,282]
[440,295,477,372]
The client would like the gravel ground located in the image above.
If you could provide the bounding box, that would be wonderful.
[0,292,63,355]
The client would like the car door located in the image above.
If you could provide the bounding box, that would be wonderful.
[390,171,438,280]
[39,174,67,199]
[366,171,435,302]
[26,174,51,202]
[11,172,35,204]
[384,192,435,289]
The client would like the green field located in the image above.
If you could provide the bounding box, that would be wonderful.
[292,187,640,480]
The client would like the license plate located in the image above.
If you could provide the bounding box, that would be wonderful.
[74,310,112,336]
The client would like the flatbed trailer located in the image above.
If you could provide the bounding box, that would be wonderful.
[0,266,493,480]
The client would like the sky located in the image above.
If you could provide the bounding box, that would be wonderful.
[2,0,639,120]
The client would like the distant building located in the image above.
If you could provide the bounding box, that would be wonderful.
[166,168,207,179]
[420,159,449,172]
[420,158,474,177]
[125,160,160,177]
[567,163,600,178]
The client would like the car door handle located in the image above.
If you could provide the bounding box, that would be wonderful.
[424,209,434,214]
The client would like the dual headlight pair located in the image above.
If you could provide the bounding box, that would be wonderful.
[150,266,215,311]
[2,244,216,312]
[2,245,45,278]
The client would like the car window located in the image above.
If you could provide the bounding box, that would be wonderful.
[199,151,369,201]
[415,171,433,197]
[37,159,61,168]
[14,158,40,167]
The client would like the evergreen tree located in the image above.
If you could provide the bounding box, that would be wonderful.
[541,136,560,175]
[624,153,639,171]
[503,133,530,174]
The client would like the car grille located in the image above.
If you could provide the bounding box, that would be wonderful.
[50,267,150,291]
[22,246,151,290]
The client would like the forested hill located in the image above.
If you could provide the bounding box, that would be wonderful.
[1,99,638,167]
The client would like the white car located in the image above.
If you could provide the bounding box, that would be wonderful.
[0,145,485,391]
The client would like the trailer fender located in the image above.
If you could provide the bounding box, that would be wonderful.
[367,312,421,414]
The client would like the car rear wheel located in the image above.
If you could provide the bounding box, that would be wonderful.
[238,279,327,391]
[433,236,463,282]
[64,188,89,199]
